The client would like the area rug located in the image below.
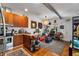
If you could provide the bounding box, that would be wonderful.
[5,48,30,56]
[40,40,67,55]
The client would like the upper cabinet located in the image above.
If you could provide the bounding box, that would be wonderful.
[13,14,19,27]
[19,16,28,27]
[3,11,28,27]
[13,14,28,27]
[3,11,14,25]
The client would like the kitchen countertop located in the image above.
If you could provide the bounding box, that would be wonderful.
[14,33,33,36]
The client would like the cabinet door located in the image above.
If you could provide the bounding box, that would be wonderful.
[0,39,3,45]
[22,16,28,27]
[13,35,23,47]
[23,35,31,50]
[18,16,23,27]
[18,16,28,27]
[3,11,13,25]
[13,14,19,27]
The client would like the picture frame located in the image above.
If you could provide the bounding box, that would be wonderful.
[60,25,64,29]
[31,21,37,28]
[54,20,56,23]
[38,22,42,29]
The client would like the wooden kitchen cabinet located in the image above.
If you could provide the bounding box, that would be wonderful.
[13,14,19,27]
[13,35,23,47]
[13,35,32,50]
[23,35,32,50]
[16,16,24,27]
[3,11,14,25]
[3,11,28,27]
[0,39,3,45]
[23,16,28,27]
[13,14,28,27]
[17,16,28,27]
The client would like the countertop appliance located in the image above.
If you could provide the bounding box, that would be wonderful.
[6,26,14,36]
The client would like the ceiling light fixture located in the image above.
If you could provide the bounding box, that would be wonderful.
[25,8,28,12]
[43,16,49,25]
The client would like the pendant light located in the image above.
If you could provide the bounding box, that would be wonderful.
[43,16,49,25]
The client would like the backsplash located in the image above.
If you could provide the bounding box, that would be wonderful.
[13,27,43,35]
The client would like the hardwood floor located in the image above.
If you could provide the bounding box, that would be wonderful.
[23,42,70,56]
[32,48,59,56]
[23,46,58,56]
[60,42,70,56]
[73,49,79,56]
[4,41,70,56]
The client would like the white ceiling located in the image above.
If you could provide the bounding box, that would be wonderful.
[50,3,79,17]
[2,3,79,19]
[2,3,57,19]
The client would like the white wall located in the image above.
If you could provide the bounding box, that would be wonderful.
[49,17,72,42]
[25,15,42,34]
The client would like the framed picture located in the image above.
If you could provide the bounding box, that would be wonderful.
[38,22,42,29]
[60,25,64,29]
[54,20,56,23]
[31,21,37,28]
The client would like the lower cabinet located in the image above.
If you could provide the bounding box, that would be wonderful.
[0,39,3,45]
[13,35,23,47]
[13,35,33,51]
[23,35,32,50]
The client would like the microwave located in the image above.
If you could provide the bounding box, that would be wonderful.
[6,26,14,36]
